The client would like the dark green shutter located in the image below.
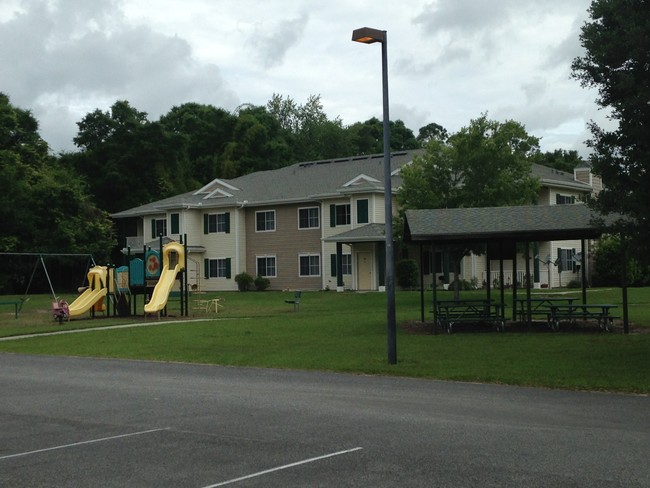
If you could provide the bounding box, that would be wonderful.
[203,214,209,234]
[204,258,210,279]
[357,199,369,224]
[226,258,232,279]
[331,254,337,277]
[330,204,336,227]
[171,213,179,234]
[225,212,231,234]
[151,219,156,238]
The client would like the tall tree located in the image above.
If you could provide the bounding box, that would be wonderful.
[348,117,419,155]
[159,103,237,183]
[0,93,113,259]
[397,115,540,296]
[68,100,189,213]
[572,0,650,261]
[532,149,584,173]
[397,114,540,210]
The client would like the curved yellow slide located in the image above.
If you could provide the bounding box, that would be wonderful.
[143,264,180,313]
[144,241,185,314]
[68,266,108,318]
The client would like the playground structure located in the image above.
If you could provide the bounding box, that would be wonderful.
[115,236,190,318]
[144,241,186,315]
[1,237,190,321]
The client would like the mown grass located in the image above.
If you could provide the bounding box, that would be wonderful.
[1,288,649,393]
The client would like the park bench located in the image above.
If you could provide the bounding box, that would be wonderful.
[0,298,27,319]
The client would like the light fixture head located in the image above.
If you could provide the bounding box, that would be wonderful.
[352,27,385,44]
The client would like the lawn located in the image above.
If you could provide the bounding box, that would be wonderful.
[1,287,649,393]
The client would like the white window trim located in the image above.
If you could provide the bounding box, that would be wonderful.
[299,253,321,277]
[256,255,277,278]
[255,210,276,233]
[297,206,320,230]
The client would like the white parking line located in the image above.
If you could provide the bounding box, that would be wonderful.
[0,427,169,461]
[202,447,363,487]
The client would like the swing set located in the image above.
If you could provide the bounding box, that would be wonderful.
[0,252,96,320]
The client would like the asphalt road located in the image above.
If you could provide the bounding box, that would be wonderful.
[0,353,648,487]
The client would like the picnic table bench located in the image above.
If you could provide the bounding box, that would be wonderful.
[434,299,505,334]
[515,296,578,321]
[0,300,22,319]
[545,303,618,332]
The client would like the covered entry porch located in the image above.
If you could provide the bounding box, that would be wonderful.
[325,223,387,292]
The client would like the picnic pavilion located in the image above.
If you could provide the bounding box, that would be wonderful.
[403,204,630,333]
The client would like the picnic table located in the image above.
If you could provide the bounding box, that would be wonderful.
[545,303,618,332]
[515,296,578,321]
[434,299,505,334]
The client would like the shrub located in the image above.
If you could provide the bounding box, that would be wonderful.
[254,275,270,291]
[234,272,254,291]
[396,259,419,289]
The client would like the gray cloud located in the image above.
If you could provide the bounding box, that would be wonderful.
[0,0,237,152]
[246,12,308,69]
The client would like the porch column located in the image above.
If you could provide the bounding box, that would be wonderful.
[378,242,386,290]
[336,242,344,292]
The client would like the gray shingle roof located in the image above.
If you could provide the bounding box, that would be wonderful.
[324,223,386,243]
[111,150,420,218]
[404,204,607,243]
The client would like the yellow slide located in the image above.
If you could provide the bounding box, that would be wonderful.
[68,266,108,318]
[144,242,185,314]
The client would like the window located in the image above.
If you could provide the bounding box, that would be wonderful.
[151,218,167,238]
[204,213,230,234]
[556,194,576,205]
[256,210,276,232]
[329,203,351,227]
[557,248,577,272]
[298,207,320,229]
[331,254,352,276]
[257,256,276,277]
[357,199,369,224]
[170,213,180,234]
[204,258,231,279]
[299,254,321,277]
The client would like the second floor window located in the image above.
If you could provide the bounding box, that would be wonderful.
[152,218,167,238]
[256,210,276,232]
[556,194,576,205]
[330,203,351,227]
[205,213,230,234]
[298,207,319,229]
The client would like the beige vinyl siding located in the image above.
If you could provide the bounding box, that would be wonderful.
[245,204,322,291]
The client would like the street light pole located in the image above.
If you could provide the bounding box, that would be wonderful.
[352,27,396,365]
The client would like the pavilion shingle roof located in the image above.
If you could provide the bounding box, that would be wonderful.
[404,204,608,243]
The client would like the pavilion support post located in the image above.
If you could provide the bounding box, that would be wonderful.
[419,243,425,322]
[512,247,518,321]
[499,242,505,319]
[432,244,438,327]
[525,241,532,326]
[581,239,588,304]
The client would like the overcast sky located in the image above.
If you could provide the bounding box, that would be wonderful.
[1,0,609,156]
